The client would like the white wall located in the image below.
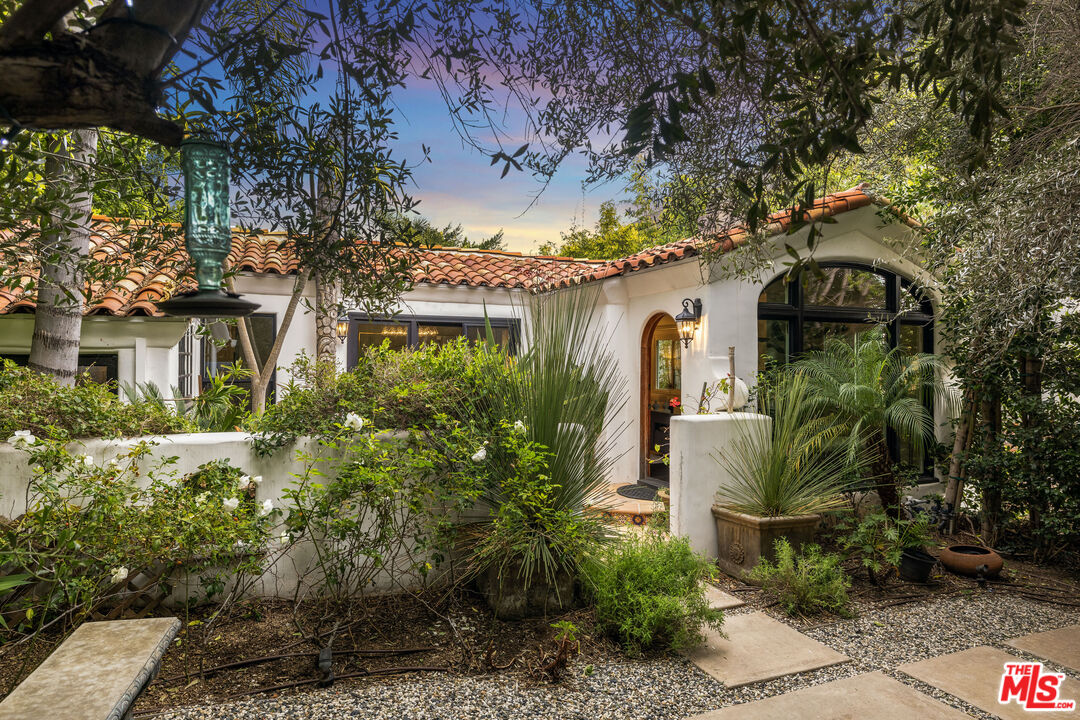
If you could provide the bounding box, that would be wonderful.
[588,204,928,486]
[0,432,463,599]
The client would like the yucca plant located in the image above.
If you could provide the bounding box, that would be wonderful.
[469,284,626,594]
[714,372,865,517]
[791,326,955,513]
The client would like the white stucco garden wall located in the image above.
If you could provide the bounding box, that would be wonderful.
[668,413,772,558]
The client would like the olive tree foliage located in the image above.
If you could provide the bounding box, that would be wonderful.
[831,0,1080,546]
[174,1,427,412]
[412,0,1025,272]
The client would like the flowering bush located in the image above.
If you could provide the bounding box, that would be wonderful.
[280,414,482,603]
[0,359,190,441]
[0,442,277,640]
[249,339,511,453]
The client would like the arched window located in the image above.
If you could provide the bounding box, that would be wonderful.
[757,263,933,366]
[757,263,935,474]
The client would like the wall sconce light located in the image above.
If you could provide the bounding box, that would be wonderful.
[335,316,349,343]
[675,298,702,348]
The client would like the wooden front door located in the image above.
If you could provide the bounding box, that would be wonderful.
[640,314,681,484]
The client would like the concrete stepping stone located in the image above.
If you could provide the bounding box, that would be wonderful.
[900,646,1080,720]
[705,585,745,610]
[1007,624,1080,673]
[688,611,848,688]
[685,671,972,719]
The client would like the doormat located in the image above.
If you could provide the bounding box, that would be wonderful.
[616,483,658,501]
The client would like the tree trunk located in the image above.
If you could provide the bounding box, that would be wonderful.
[979,390,1003,545]
[944,391,975,532]
[28,129,98,385]
[868,431,901,516]
[314,270,337,364]
[233,273,308,415]
[1021,352,1045,542]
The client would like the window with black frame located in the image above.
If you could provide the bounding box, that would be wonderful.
[0,353,120,391]
[757,264,935,478]
[201,314,277,406]
[345,313,518,368]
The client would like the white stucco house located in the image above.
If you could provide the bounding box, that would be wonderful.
[0,187,936,491]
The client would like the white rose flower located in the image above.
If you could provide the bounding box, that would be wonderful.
[259,498,274,517]
[251,475,263,485]
[223,497,240,511]
[471,443,488,462]
[110,567,129,585]
[7,430,37,447]
[279,531,292,544]
[239,475,252,488]
[195,491,210,505]
[344,413,366,432]
[513,420,526,434]
[81,455,94,467]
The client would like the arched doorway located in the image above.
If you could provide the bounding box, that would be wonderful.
[640,313,681,486]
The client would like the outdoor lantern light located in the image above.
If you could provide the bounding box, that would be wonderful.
[675,297,702,348]
[336,316,349,343]
[157,138,259,318]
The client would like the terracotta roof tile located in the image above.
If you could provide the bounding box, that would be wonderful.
[0,189,890,317]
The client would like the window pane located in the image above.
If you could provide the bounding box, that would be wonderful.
[356,321,407,350]
[417,323,463,346]
[204,317,275,375]
[758,318,791,367]
[758,277,789,304]
[802,320,876,352]
[654,338,681,390]
[899,323,927,355]
[465,325,511,350]
[802,267,887,308]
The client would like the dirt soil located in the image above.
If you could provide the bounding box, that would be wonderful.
[1,528,1076,717]
[0,589,617,717]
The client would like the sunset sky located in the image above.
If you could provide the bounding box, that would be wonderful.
[391,77,618,253]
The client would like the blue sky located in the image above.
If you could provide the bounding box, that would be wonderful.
[391,79,616,253]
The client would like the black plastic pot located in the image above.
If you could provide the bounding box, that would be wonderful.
[899,548,936,583]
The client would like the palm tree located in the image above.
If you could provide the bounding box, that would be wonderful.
[791,326,954,514]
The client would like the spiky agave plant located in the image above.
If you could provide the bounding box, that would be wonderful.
[470,284,627,591]
[714,372,866,517]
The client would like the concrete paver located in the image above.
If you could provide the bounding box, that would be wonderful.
[900,645,1080,720]
[688,611,848,688]
[705,585,745,611]
[1007,624,1080,673]
[685,671,973,719]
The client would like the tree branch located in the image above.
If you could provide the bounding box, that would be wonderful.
[0,0,84,50]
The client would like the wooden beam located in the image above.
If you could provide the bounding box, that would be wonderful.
[0,37,183,145]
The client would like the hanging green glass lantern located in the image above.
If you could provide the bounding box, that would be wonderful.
[158,138,259,317]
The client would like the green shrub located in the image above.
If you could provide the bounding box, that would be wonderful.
[582,534,723,656]
[0,359,190,440]
[838,511,933,582]
[748,538,852,617]
[0,441,277,640]
[249,338,510,451]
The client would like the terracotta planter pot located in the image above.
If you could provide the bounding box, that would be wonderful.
[939,545,1003,577]
[711,505,820,579]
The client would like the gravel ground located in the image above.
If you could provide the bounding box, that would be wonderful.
[149,593,1078,720]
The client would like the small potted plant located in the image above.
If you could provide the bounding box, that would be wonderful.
[841,512,935,583]
[711,373,868,578]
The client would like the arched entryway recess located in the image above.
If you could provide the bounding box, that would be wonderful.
[640,312,681,487]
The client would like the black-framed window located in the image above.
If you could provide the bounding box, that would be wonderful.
[345,313,518,368]
[1,353,119,391]
[757,263,935,477]
[201,314,277,405]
